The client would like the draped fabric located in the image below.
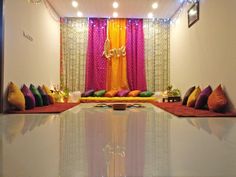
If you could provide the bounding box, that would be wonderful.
[60,18,88,92]
[144,19,170,92]
[126,19,147,91]
[85,18,107,91]
[106,19,129,90]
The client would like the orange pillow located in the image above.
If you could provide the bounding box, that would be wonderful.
[128,90,141,97]
[187,87,201,107]
[42,85,55,104]
[7,82,25,111]
[105,90,118,97]
[208,85,228,113]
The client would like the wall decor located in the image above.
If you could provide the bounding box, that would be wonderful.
[188,1,200,28]
[23,31,34,42]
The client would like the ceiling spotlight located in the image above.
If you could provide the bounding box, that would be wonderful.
[113,1,119,9]
[147,12,154,18]
[72,0,78,8]
[152,2,159,9]
[113,12,118,18]
[77,11,83,17]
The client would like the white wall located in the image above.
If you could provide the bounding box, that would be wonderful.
[4,0,60,98]
[170,0,236,110]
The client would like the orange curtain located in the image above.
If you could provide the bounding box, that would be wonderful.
[106,19,129,90]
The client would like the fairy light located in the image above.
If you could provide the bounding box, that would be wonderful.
[170,0,199,26]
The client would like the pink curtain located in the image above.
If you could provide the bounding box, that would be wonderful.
[85,18,107,91]
[126,19,147,91]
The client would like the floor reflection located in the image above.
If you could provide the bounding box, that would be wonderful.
[60,105,171,177]
[2,114,58,143]
[1,104,236,177]
[187,118,236,141]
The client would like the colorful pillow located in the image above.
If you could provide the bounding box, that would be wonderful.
[105,90,118,97]
[139,91,154,97]
[117,90,129,97]
[21,84,35,110]
[195,86,212,109]
[30,84,43,107]
[82,89,95,97]
[182,86,196,105]
[7,82,25,111]
[208,85,228,113]
[128,90,141,97]
[94,90,106,97]
[187,87,201,107]
[38,86,50,106]
[42,85,55,104]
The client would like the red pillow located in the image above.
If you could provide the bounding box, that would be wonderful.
[208,85,228,113]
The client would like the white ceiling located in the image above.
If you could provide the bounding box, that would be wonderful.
[47,0,182,19]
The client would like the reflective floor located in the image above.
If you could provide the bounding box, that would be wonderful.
[0,103,236,177]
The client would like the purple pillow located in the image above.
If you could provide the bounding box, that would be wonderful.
[117,90,129,97]
[195,86,212,109]
[21,84,35,110]
[82,89,95,97]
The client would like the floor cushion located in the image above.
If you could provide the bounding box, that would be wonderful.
[94,90,106,97]
[21,84,36,110]
[117,90,129,97]
[195,85,212,109]
[187,87,201,107]
[7,82,25,111]
[38,86,50,106]
[182,86,195,105]
[208,85,228,113]
[30,84,43,107]
[128,90,141,97]
[42,85,55,104]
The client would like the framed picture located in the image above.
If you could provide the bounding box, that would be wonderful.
[188,1,200,28]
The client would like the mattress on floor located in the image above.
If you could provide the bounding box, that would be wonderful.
[80,97,157,103]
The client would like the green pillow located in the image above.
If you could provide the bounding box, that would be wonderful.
[30,84,43,106]
[94,90,106,97]
[139,91,154,97]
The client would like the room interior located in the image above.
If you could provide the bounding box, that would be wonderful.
[0,0,236,177]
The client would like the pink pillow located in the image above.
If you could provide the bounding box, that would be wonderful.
[117,90,129,97]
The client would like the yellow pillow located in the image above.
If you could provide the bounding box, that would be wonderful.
[187,87,201,107]
[128,90,141,97]
[42,85,55,104]
[7,82,25,111]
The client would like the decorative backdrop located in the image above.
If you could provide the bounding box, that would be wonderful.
[86,18,107,91]
[106,19,129,90]
[60,18,88,92]
[144,19,170,92]
[126,19,147,91]
[60,18,170,92]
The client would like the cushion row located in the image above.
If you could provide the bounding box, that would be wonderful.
[182,85,228,113]
[7,82,55,111]
[82,89,154,98]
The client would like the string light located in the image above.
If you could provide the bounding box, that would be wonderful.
[170,0,199,26]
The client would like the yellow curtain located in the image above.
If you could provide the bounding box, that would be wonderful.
[106,19,129,90]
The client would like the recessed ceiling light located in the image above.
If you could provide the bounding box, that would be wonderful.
[113,12,118,18]
[72,0,78,8]
[113,1,119,9]
[152,2,158,9]
[147,12,153,18]
[77,11,83,17]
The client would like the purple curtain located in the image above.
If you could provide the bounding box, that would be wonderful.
[85,18,107,91]
[126,19,147,91]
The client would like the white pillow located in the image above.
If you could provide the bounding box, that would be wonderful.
[68,91,81,103]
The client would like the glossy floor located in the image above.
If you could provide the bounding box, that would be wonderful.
[1,103,236,177]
